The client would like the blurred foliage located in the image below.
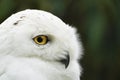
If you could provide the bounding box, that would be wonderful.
[0,0,120,80]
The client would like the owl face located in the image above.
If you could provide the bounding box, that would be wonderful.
[0,9,82,80]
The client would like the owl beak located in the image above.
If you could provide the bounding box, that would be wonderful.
[59,53,70,69]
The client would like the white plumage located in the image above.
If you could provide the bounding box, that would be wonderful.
[0,9,82,80]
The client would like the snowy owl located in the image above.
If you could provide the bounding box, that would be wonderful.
[0,9,82,80]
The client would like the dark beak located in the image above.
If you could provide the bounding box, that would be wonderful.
[59,54,70,68]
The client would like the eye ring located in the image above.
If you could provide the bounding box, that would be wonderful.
[33,35,49,45]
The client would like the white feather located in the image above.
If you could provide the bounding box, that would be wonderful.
[0,9,82,80]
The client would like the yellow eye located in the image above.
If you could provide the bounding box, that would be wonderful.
[33,35,49,45]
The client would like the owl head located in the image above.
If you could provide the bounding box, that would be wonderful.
[0,9,82,80]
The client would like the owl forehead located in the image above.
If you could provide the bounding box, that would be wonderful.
[12,9,66,27]
[1,9,74,40]
[12,10,73,36]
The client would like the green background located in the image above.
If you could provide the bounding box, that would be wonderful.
[0,0,120,80]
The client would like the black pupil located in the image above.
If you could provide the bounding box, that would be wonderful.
[37,37,43,42]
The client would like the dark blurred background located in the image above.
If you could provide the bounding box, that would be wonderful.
[0,0,120,80]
